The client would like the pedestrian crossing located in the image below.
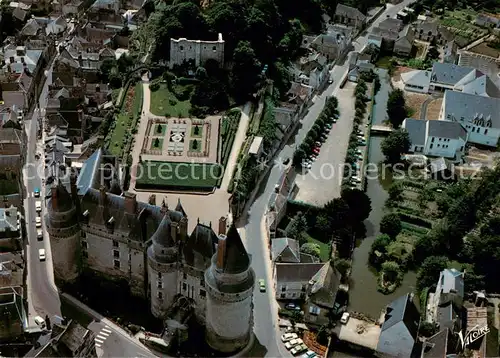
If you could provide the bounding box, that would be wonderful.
[95,326,112,348]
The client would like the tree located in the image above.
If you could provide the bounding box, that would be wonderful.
[387,89,407,128]
[194,125,200,135]
[374,75,381,94]
[315,214,331,233]
[287,213,309,244]
[341,188,372,223]
[293,147,307,167]
[154,138,160,147]
[380,213,402,239]
[371,234,393,254]
[416,256,449,291]
[231,40,262,100]
[381,128,411,165]
[335,258,351,281]
[192,139,198,150]
[323,198,351,231]
[301,243,320,258]
[426,46,439,61]
[157,124,163,133]
[387,182,403,205]
[419,322,439,337]
[381,261,400,282]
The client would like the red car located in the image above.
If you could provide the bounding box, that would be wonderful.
[313,148,320,154]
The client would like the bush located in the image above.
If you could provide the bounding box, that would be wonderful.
[149,81,160,91]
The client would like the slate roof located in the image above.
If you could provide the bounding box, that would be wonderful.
[420,328,448,358]
[275,263,324,283]
[0,206,19,233]
[428,120,467,141]
[2,46,43,74]
[377,293,420,358]
[442,90,500,129]
[308,262,340,308]
[184,223,218,266]
[430,63,479,86]
[50,181,74,213]
[271,238,300,263]
[438,268,464,298]
[150,214,175,248]
[403,118,426,146]
[378,18,403,32]
[462,74,500,98]
[371,27,399,40]
[20,18,41,36]
[335,4,366,21]
[219,225,250,274]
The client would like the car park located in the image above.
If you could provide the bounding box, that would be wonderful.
[291,344,308,355]
[281,333,298,342]
[285,338,303,350]
[340,312,350,324]
[259,279,266,292]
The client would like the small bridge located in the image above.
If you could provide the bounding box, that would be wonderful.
[370,125,393,135]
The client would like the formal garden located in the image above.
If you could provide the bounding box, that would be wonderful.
[149,80,193,118]
[106,81,143,158]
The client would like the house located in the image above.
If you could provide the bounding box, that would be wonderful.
[377,293,420,358]
[367,27,398,51]
[413,21,454,45]
[394,26,415,57]
[463,307,488,357]
[285,82,314,116]
[378,18,404,32]
[429,157,456,179]
[420,329,449,358]
[475,13,500,28]
[271,238,319,264]
[274,262,325,300]
[402,118,467,160]
[0,206,21,241]
[430,269,464,330]
[30,319,97,357]
[304,262,340,326]
[334,4,366,30]
[306,25,353,61]
[0,252,26,342]
[266,167,295,238]
[439,90,500,147]
[91,0,120,13]
[169,33,225,69]
[443,41,458,64]
[429,63,482,92]
[348,61,375,82]
[458,51,500,90]
[296,52,329,90]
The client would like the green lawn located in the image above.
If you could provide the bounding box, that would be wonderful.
[189,139,201,152]
[149,84,191,117]
[0,179,18,195]
[376,56,392,69]
[439,10,487,40]
[191,125,202,138]
[150,138,164,150]
[136,161,223,190]
[154,124,167,135]
[304,234,331,262]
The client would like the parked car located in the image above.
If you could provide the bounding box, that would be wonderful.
[259,279,266,292]
[285,338,303,350]
[314,141,322,147]
[38,249,46,262]
[355,149,362,155]
[351,176,362,183]
[328,77,333,84]
[358,140,366,146]
[291,344,308,355]
[281,333,298,342]
[301,350,317,358]
[325,123,332,129]
[312,147,320,154]
[285,303,301,311]
[283,158,290,165]
[34,316,46,328]
[35,217,41,228]
[340,312,350,324]
[329,117,337,123]
[34,188,40,198]
[37,229,43,241]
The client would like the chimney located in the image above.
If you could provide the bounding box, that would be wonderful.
[51,186,58,210]
[218,217,227,236]
[99,185,107,206]
[216,235,227,270]
[124,192,136,214]
[70,173,77,199]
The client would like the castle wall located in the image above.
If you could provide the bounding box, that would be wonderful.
[81,225,146,297]
[169,34,224,69]
[181,266,207,322]
[148,256,178,318]
[47,226,80,282]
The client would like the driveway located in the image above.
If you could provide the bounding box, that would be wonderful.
[294,82,356,206]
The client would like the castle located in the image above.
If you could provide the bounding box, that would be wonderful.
[45,149,255,353]
[169,33,225,69]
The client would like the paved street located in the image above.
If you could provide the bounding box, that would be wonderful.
[240,1,416,355]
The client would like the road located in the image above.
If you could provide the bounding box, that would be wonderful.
[241,1,415,356]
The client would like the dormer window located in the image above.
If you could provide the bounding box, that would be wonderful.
[108,217,115,224]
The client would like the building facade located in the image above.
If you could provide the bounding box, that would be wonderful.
[169,33,225,69]
[46,152,254,353]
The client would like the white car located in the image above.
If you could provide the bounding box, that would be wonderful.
[38,249,46,262]
[341,312,350,324]
[301,350,317,358]
[291,344,308,355]
[285,338,303,350]
[37,229,43,241]
[351,176,362,183]
[281,333,298,342]
[35,216,42,228]
[34,316,46,328]
[35,201,42,212]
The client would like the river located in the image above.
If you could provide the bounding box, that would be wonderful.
[347,68,417,318]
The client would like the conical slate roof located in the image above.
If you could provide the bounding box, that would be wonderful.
[50,180,74,212]
[221,225,250,274]
[175,198,187,217]
[151,214,175,247]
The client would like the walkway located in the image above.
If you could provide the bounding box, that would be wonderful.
[220,103,251,191]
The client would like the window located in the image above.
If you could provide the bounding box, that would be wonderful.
[280,293,286,299]
[112,240,118,248]
[157,281,163,289]
[182,282,187,291]
[81,240,88,249]
[309,306,321,315]
[437,144,440,148]
[199,289,206,298]
[430,144,433,149]
[158,292,163,300]
[183,273,187,280]
[113,249,119,258]
[281,286,286,292]
[431,137,435,142]
[113,259,120,269]
[212,46,216,51]
[180,46,184,51]
[82,251,88,258]
[158,272,162,280]
[200,277,204,287]
[485,129,488,135]
[301,285,306,292]
[81,231,86,238]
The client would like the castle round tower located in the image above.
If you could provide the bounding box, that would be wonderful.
[204,225,255,353]
[46,180,80,283]
[147,214,180,318]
